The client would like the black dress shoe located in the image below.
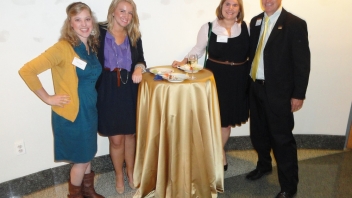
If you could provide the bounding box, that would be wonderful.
[224,164,228,171]
[275,191,294,198]
[245,168,272,180]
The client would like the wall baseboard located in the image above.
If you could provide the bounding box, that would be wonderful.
[1,134,346,197]
[225,134,346,150]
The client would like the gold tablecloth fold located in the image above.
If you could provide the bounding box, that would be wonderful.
[133,66,224,198]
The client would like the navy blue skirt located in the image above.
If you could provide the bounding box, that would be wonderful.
[97,69,139,136]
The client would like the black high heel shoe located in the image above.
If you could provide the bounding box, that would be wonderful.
[224,154,228,171]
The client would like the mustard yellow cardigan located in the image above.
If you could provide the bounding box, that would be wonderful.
[19,40,81,122]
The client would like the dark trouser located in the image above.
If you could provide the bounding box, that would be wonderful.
[249,81,298,194]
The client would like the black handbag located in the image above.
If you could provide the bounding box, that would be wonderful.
[203,22,213,68]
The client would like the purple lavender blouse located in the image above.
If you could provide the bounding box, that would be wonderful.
[104,31,132,71]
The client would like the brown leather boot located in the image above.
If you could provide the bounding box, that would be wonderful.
[68,181,83,198]
[82,171,104,198]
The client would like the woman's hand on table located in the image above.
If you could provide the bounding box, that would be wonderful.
[132,67,143,83]
[171,58,187,68]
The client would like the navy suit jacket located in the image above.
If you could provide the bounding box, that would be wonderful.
[249,8,310,115]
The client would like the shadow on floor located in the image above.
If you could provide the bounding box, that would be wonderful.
[220,151,352,198]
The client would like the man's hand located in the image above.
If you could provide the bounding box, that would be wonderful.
[291,98,304,112]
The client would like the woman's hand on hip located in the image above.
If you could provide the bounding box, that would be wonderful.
[47,94,71,107]
[34,88,70,107]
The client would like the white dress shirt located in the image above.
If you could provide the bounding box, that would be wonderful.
[186,19,244,59]
[252,6,282,80]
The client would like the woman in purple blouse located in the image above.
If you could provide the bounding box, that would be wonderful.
[96,0,146,194]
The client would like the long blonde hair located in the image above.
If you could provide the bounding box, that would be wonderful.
[106,0,141,47]
[216,0,244,23]
[60,2,100,53]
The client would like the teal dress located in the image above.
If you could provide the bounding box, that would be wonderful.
[52,43,102,163]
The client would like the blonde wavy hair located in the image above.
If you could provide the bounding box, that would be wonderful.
[106,0,141,47]
[216,0,244,23]
[60,2,100,54]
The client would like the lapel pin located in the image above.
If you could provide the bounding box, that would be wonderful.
[278,26,283,29]
[255,18,262,26]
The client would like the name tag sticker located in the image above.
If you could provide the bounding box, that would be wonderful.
[72,57,87,70]
[255,19,262,26]
[217,35,228,43]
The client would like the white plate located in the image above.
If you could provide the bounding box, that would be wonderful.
[149,68,174,75]
[178,64,203,73]
[166,73,189,82]
[168,79,185,83]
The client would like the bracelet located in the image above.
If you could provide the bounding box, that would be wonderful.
[135,64,146,73]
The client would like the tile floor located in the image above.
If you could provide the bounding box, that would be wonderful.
[20,149,352,198]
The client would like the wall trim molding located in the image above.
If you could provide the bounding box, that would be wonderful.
[1,134,346,197]
[345,102,352,148]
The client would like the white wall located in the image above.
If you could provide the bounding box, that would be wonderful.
[0,0,351,183]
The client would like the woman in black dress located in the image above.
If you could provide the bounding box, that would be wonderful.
[172,0,249,171]
[96,0,146,194]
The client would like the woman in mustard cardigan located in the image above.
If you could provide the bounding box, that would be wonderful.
[19,2,103,198]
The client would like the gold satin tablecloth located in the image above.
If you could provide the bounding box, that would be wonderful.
[133,66,224,198]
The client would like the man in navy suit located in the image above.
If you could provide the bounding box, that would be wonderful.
[246,0,310,197]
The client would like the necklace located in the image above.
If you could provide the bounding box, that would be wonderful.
[112,39,129,86]
[118,68,129,85]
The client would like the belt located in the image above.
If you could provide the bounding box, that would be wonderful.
[104,68,120,71]
[104,67,128,87]
[255,79,265,85]
[208,57,248,66]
